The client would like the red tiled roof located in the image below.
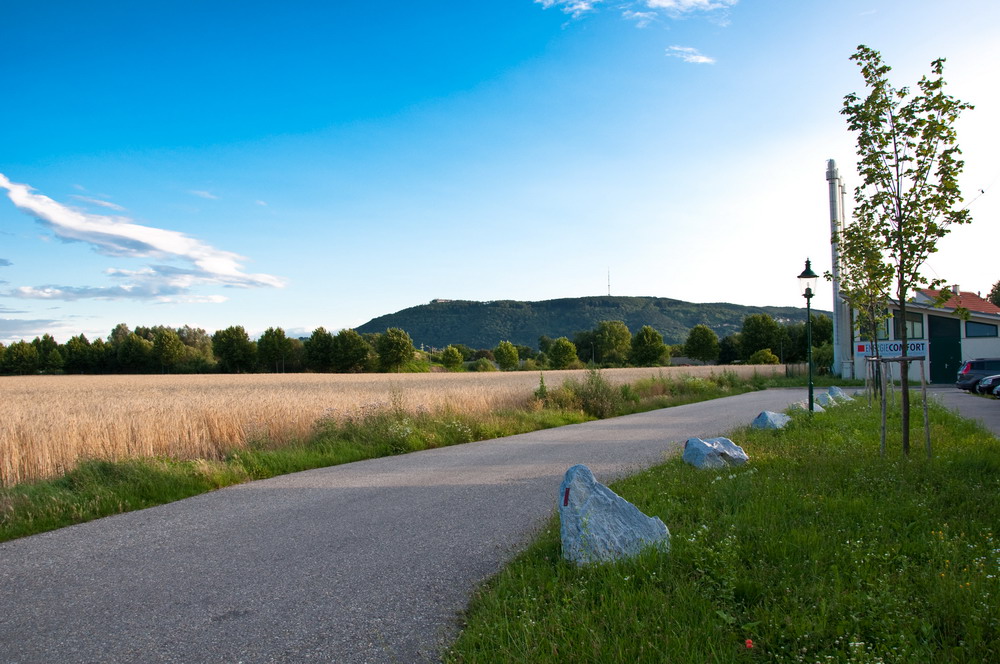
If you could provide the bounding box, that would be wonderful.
[918,289,1000,315]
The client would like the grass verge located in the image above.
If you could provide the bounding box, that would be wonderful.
[445,396,1000,663]
[1,370,759,543]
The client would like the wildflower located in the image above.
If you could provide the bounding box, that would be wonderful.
[746,639,754,649]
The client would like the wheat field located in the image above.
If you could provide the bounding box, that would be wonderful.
[0,365,778,486]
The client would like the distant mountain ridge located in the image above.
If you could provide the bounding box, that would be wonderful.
[355,296,829,349]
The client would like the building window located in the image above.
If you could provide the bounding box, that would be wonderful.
[966,321,999,338]
[876,318,889,340]
[892,311,924,340]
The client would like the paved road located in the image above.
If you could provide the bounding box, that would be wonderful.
[927,385,1000,438]
[1,389,813,664]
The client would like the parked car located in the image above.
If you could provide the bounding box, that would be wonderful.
[956,358,1000,391]
[975,374,1000,396]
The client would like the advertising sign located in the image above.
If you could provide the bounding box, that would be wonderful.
[854,341,928,357]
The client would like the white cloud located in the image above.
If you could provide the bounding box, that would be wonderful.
[255,200,268,207]
[0,317,65,343]
[71,195,127,211]
[0,173,286,301]
[189,189,219,200]
[623,10,657,27]
[535,0,603,18]
[537,0,737,21]
[645,0,737,12]
[666,45,715,64]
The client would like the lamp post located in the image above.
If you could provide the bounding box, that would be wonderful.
[798,259,819,412]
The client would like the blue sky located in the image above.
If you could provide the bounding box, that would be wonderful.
[2,0,998,344]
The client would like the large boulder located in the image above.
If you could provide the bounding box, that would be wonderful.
[682,437,749,469]
[829,386,854,402]
[559,464,670,565]
[751,410,791,430]
[815,392,836,407]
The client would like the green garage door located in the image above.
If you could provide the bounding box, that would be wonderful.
[928,315,962,384]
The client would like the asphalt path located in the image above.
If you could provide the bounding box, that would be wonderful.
[3,388,812,664]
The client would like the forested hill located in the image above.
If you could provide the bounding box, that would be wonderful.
[355,296,829,349]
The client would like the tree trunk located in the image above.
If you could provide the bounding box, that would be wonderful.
[898,299,910,456]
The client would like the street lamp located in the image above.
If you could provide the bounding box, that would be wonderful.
[798,259,819,412]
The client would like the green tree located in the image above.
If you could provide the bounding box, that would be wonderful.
[748,348,780,365]
[376,328,414,372]
[33,334,64,374]
[572,329,596,364]
[332,329,373,373]
[63,334,95,373]
[683,324,720,363]
[718,334,742,365]
[152,328,185,373]
[593,320,631,366]
[90,338,113,373]
[3,340,39,374]
[740,314,782,360]
[32,334,58,359]
[117,333,153,373]
[842,44,973,455]
[988,280,1000,308]
[440,345,464,371]
[548,337,578,370]
[494,340,519,371]
[629,325,668,366]
[305,327,336,372]
[258,327,293,373]
[108,322,131,347]
[212,326,256,373]
[811,314,833,347]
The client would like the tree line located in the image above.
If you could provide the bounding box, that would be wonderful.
[0,313,832,376]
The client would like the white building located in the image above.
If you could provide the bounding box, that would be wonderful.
[826,159,1000,383]
[850,287,1000,383]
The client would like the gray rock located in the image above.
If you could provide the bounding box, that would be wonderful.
[682,437,749,468]
[559,464,670,565]
[790,400,825,413]
[751,410,791,430]
[829,386,854,402]
[815,392,836,407]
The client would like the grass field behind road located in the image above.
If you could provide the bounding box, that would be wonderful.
[446,397,1000,664]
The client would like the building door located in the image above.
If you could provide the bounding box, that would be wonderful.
[928,315,962,384]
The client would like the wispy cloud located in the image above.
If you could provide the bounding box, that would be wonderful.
[71,195,127,211]
[534,0,604,18]
[0,317,64,342]
[646,0,738,14]
[0,173,286,302]
[0,258,11,267]
[189,189,219,200]
[538,0,737,22]
[666,45,715,63]
[623,10,657,27]
[255,200,268,207]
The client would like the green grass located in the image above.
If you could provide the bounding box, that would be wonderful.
[445,397,1000,664]
[0,371,760,542]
